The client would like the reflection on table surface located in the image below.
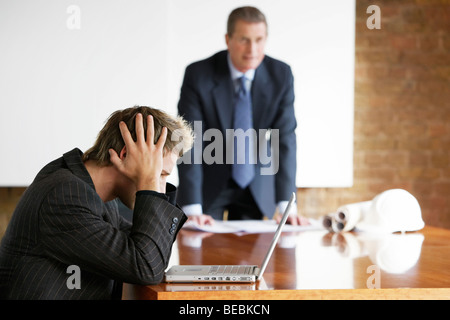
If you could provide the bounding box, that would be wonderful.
[158,226,450,292]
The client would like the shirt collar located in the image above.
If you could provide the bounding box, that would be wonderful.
[227,52,255,81]
[63,148,96,191]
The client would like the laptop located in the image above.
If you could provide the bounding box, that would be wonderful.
[164,192,295,283]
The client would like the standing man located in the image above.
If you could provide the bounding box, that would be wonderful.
[177,6,303,225]
[0,106,193,299]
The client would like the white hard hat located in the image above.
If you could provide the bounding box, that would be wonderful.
[356,189,425,233]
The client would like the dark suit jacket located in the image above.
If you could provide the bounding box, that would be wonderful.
[177,50,297,218]
[0,148,186,299]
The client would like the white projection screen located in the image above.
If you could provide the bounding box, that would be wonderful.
[0,0,355,187]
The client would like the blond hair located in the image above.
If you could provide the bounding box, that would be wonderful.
[82,106,193,166]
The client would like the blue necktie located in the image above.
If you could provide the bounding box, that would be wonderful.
[232,76,255,188]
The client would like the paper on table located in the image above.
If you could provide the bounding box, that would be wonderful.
[182,219,323,234]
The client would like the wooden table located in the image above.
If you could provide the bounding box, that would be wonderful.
[122,226,450,300]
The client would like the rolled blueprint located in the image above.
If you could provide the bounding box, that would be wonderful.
[334,201,372,232]
[322,214,333,231]
[322,213,344,233]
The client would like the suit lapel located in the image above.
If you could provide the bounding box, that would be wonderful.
[211,53,270,131]
[251,59,270,130]
[212,54,234,131]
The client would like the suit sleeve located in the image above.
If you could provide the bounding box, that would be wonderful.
[39,180,187,285]
[177,65,205,207]
[272,66,297,202]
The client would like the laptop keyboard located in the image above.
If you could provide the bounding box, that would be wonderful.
[208,265,253,275]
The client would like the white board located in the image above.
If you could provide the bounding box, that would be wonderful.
[0,0,354,187]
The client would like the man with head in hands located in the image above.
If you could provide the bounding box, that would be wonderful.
[0,106,193,299]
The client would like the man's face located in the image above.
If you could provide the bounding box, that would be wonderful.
[119,151,178,209]
[226,20,267,73]
[158,151,178,193]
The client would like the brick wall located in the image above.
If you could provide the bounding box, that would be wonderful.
[0,0,449,237]
[0,188,26,238]
[298,0,450,229]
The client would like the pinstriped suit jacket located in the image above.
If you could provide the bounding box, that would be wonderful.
[0,148,186,299]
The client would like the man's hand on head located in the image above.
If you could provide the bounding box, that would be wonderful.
[109,113,167,193]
